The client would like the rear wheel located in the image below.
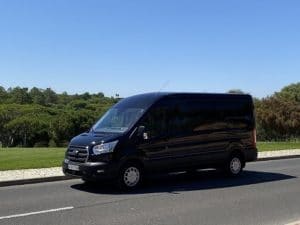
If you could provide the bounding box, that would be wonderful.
[225,153,244,176]
[116,163,143,190]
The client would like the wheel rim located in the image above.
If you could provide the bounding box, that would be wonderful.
[123,167,140,187]
[230,157,241,174]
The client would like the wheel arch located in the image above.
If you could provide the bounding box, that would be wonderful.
[118,156,145,171]
[226,142,246,167]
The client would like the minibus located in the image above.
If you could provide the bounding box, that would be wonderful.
[63,93,257,189]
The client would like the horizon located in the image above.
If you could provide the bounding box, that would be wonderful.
[0,1,299,98]
[0,83,294,99]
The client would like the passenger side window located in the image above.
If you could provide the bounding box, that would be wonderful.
[141,98,217,136]
[180,99,220,133]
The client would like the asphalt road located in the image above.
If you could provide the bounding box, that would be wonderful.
[1,158,300,225]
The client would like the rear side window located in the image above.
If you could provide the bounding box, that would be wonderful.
[140,96,254,138]
[164,96,254,134]
[215,99,254,129]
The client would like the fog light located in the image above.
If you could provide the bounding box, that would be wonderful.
[64,159,69,163]
[97,170,105,173]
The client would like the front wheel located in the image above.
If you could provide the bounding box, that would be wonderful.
[225,154,244,176]
[116,163,143,190]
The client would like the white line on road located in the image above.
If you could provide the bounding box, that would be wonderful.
[0,206,74,220]
[285,220,300,225]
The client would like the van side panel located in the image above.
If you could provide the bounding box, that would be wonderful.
[136,94,257,172]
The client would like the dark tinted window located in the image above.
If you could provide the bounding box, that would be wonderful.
[166,98,221,134]
[141,95,254,138]
[140,98,208,137]
[139,101,168,138]
[214,98,254,128]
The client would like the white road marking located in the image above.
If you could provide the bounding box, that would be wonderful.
[285,220,300,225]
[0,206,74,220]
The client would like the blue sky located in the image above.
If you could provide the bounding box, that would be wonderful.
[0,0,299,98]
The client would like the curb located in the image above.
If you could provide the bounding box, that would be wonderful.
[1,154,300,187]
[257,154,300,161]
[0,176,77,188]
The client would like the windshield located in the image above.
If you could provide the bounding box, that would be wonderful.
[92,107,145,133]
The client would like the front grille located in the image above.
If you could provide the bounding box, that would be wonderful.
[67,145,88,163]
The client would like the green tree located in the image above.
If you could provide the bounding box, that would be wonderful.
[57,91,69,105]
[69,100,88,110]
[0,86,7,103]
[256,96,300,140]
[44,88,57,105]
[0,104,24,146]
[30,87,46,105]
[9,87,32,104]
[275,82,300,103]
[5,114,50,147]
[0,86,118,147]
[49,111,75,146]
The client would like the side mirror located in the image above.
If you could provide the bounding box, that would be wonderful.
[137,126,145,136]
[137,126,149,140]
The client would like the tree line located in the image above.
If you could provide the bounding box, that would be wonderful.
[0,83,299,147]
[254,83,300,141]
[0,87,118,147]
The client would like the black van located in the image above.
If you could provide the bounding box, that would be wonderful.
[63,93,257,189]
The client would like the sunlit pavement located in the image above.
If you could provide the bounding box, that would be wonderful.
[0,158,300,225]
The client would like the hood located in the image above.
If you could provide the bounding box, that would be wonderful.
[69,132,123,147]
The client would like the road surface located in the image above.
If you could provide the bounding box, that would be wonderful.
[1,158,300,225]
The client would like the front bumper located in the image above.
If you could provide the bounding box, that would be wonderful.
[62,160,119,181]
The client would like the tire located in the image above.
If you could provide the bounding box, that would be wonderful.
[116,163,143,190]
[225,153,244,177]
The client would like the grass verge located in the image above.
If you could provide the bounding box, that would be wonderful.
[0,142,300,170]
[257,142,300,152]
[0,148,65,171]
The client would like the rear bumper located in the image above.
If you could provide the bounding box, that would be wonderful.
[62,160,119,181]
[244,147,258,162]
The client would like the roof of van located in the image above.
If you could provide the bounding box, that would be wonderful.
[128,92,252,100]
[115,92,253,109]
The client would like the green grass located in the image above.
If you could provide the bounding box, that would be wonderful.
[0,148,65,171]
[1,142,300,171]
[257,142,300,152]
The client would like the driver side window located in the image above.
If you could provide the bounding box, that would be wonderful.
[140,103,167,139]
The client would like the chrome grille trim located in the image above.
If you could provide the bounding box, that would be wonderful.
[67,145,89,163]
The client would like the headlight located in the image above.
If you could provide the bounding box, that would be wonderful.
[92,140,118,155]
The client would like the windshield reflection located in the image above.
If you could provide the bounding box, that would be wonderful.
[92,107,145,133]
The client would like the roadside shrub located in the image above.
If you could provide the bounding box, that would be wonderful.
[34,141,49,147]
[48,139,57,147]
[58,140,69,147]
